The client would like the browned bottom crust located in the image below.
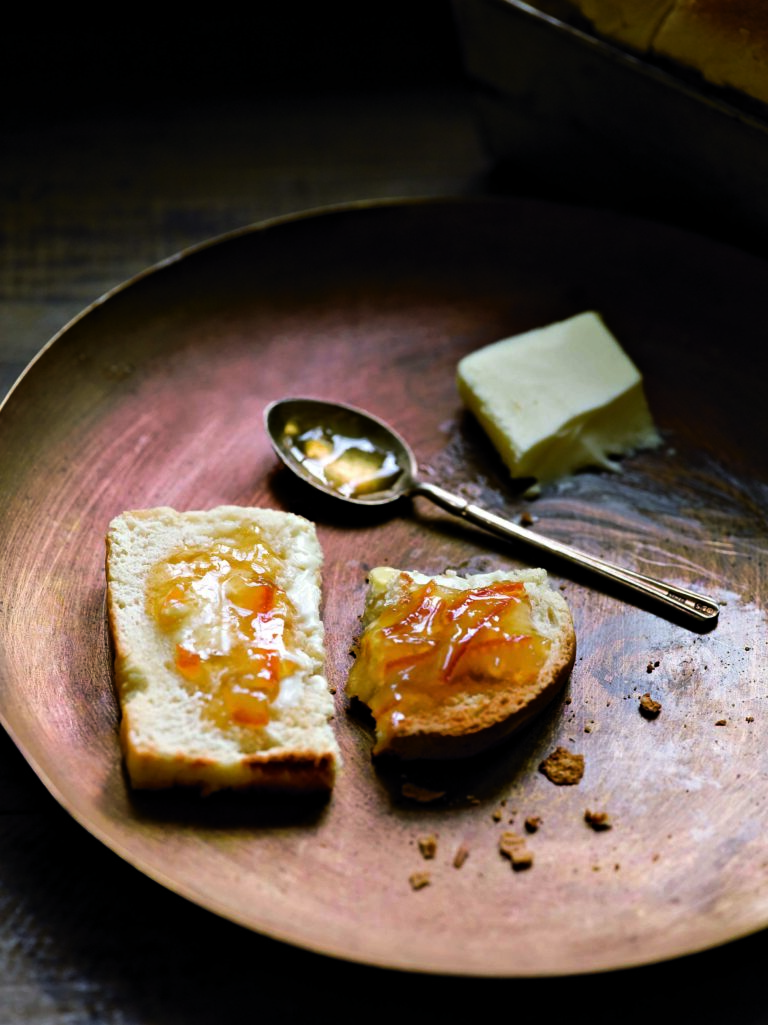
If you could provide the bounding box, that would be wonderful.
[372,627,576,760]
[124,737,337,794]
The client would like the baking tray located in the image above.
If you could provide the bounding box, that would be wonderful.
[0,197,767,976]
[453,0,768,250]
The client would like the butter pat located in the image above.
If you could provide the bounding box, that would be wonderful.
[457,312,661,489]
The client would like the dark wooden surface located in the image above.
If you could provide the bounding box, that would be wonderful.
[3,4,768,1022]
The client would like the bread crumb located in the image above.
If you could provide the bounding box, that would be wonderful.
[639,693,662,719]
[499,831,525,855]
[510,848,534,870]
[401,782,446,803]
[491,805,505,822]
[409,872,431,890]
[519,511,537,526]
[585,809,612,831]
[499,831,534,870]
[524,816,542,833]
[418,834,438,859]
[539,746,584,785]
[715,719,727,726]
[747,716,755,723]
[453,844,470,869]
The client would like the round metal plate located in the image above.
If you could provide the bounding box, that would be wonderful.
[1,198,766,975]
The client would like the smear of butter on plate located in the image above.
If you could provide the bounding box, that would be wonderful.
[457,311,661,491]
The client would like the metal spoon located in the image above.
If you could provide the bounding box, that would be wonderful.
[264,397,719,626]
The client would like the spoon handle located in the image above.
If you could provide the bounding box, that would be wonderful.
[414,481,719,626]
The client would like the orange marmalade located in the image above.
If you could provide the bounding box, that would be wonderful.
[281,419,402,498]
[347,576,551,740]
[146,527,296,729]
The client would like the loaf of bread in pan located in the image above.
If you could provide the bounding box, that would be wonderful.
[653,1,768,106]
[568,0,674,49]
[346,566,576,760]
[566,0,768,106]
[106,506,340,793]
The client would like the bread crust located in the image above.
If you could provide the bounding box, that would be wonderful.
[569,0,674,50]
[653,0,768,104]
[347,567,576,760]
[106,506,340,793]
[566,0,768,105]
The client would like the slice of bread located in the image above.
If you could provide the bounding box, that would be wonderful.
[106,506,340,793]
[346,567,576,760]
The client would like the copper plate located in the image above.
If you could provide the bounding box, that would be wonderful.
[1,197,767,976]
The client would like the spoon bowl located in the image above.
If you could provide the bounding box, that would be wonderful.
[264,397,720,627]
[265,397,418,506]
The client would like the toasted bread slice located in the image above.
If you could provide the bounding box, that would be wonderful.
[105,506,340,793]
[346,567,576,760]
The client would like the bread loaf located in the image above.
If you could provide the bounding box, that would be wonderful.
[346,567,576,760]
[653,1,768,106]
[106,506,340,793]
[569,0,674,49]
[566,0,768,106]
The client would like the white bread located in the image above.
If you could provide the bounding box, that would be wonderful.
[346,567,576,760]
[105,506,340,793]
[566,0,768,106]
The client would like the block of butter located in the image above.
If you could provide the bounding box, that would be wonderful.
[457,311,661,490]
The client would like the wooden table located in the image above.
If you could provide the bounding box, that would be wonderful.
[3,9,768,1021]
